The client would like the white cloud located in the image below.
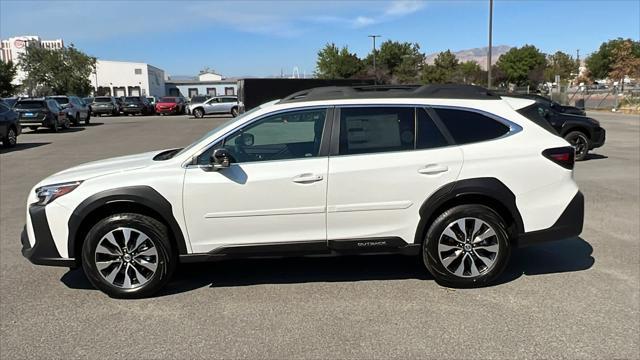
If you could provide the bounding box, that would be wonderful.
[353,16,377,28]
[385,0,426,16]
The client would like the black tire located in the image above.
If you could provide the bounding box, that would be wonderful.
[422,204,511,288]
[85,112,91,125]
[51,118,59,133]
[81,213,176,299]
[231,107,239,117]
[193,108,204,118]
[2,127,17,148]
[72,114,80,126]
[62,117,71,130]
[565,131,590,161]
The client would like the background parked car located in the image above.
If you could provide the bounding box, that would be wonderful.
[147,97,157,107]
[122,96,155,115]
[1,97,19,108]
[48,95,91,125]
[14,98,68,132]
[91,96,121,116]
[509,96,606,161]
[155,96,186,115]
[0,101,20,148]
[83,97,94,114]
[189,95,240,118]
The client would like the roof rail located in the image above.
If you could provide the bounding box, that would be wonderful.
[278,84,499,104]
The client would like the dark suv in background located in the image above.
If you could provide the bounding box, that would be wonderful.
[48,95,91,125]
[91,96,121,116]
[122,96,154,115]
[14,98,68,132]
[0,101,20,148]
[511,96,605,160]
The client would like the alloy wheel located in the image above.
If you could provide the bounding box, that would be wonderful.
[7,128,17,146]
[570,134,588,159]
[94,227,159,289]
[437,217,499,278]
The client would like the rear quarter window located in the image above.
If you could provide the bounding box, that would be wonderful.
[434,108,509,144]
[516,104,559,135]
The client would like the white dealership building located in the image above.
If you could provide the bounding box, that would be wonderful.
[90,60,166,98]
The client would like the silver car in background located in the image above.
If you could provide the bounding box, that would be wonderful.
[187,95,241,118]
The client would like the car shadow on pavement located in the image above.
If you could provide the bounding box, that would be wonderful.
[0,142,50,154]
[59,237,594,296]
[583,153,608,161]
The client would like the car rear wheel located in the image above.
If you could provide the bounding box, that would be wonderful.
[2,127,17,148]
[193,108,204,118]
[85,112,91,125]
[72,114,80,126]
[82,213,176,298]
[422,204,510,288]
[62,117,71,129]
[565,131,590,161]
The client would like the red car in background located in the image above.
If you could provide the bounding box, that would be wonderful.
[155,97,186,115]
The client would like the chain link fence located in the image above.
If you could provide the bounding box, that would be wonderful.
[502,85,640,112]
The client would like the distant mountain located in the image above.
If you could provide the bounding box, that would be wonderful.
[425,45,512,70]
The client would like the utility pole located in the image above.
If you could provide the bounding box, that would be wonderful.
[368,34,381,84]
[487,0,493,89]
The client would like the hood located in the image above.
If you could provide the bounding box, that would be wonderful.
[40,150,161,185]
[157,102,177,106]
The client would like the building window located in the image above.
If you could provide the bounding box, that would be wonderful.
[207,88,217,96]
[225,87,235,95]
[134,68,142,75]
[188,88,198,98]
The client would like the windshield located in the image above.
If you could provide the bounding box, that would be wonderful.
[95,97,111,103]
[159,97,177,103]
[174,101,276,158]
[15,101,45,109]
[125,97,140,102]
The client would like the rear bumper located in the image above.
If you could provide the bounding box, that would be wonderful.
[590,127,606,149]
[92,107,115,114]
[517,191,584,247]
[21,205,76,268]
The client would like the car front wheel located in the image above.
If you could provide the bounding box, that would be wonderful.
[422,204,510,288]
[82,213,175,298]
[2,127,17,148]
[193,108,204,118]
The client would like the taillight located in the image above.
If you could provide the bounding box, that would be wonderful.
[542,146,575,170]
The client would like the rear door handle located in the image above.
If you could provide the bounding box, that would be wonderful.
[418,164,449,175]
[292,173,324,183]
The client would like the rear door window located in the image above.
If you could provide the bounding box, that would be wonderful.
[433,108,509,144]
[338,107,414,155]
[416,108,449,149]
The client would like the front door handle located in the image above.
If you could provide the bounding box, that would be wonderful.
[418,164,449,175]
[292,173,324,183]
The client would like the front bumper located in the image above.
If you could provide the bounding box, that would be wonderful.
[517,191,584,247]
[590,127,606,149]
[21,205,76,267]
[122,106,143,113]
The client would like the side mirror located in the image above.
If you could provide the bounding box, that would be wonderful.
[210,148,232,170]
[235,133,254,146]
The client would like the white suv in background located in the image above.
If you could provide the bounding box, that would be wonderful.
[22,85,584,298]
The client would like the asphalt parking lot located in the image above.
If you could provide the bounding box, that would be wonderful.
[1,112,638,359]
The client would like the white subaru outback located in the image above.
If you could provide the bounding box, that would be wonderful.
[22,85,584,298]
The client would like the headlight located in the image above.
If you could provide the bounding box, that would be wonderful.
[35,181,82,206]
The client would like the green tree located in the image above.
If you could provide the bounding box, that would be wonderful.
[420,50,459,84]
[366,40,424,83]
[457,61,484,84]
[544,51,578,82]
[0,61,19,97]
[586,38,640,80]
[19,44,96,96]
[495,45,546,87]
[315,43,363,79]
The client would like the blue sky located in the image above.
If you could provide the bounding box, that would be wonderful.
[1,0,638,77]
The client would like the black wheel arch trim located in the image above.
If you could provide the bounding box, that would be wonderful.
[414,177,525,245]
[67,186,188,260]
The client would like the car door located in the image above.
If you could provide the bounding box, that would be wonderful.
[203,98,219,114]
[326,106,463,244]
[182,107,331,253]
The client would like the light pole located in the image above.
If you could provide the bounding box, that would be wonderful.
[487,0,493,89]
[368,34,381,84]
